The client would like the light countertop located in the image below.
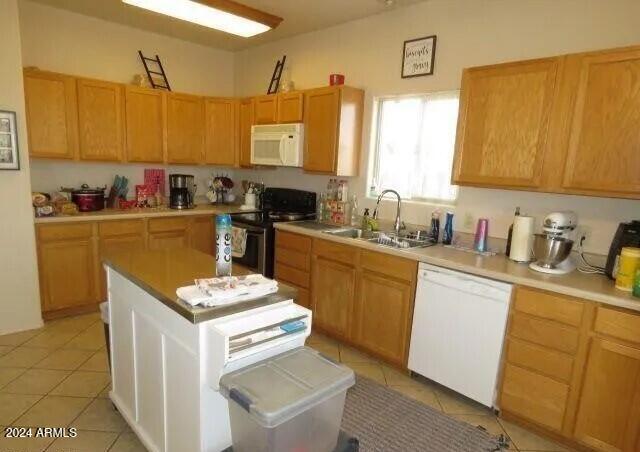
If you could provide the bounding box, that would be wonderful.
[34,203,255,224]
[103,247,297,323]
[275,222,640,313]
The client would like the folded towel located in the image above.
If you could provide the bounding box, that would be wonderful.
[176,274,278,307]
[231,226,247,258]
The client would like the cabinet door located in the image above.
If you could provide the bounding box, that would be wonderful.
[23,70,78,159]
[77,78,124,161]
[277,91,304,123]
[204,98,237,166]
[574,338,640,452]
[125,86,165,163]
[354,270,414,365]
[254,95,278,124]
[562,48,640,197]
[304,87,340,173]
[188,216,215,256]
[38,238,98,312]
[166,93,204,164]
[311,256,355,339]
[452,58,560,188]
[238,98,255,167]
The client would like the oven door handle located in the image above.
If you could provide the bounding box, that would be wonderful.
[230,221,266,234]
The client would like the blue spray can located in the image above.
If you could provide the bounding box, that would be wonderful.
[442,212,454,245]
[216,214,232,276]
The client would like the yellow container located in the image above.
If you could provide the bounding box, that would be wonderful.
[615,247,640,291]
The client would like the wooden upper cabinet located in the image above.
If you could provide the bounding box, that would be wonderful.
[453,58,561,188]
[23,70,78,159]
[124,86,165,163]
[238,98,255,167]
[561,48,640,197]
[166,93,204,164]
[304,86,364,176]
[204,97,237,167]
[574,338,640,452]
[277,91,304,123]
[77,78,124,161]
[254,94,278,124]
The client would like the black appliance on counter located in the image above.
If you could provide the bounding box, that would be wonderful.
[229,188,316,278]
[169,174,195,210]
[605,220,640,279]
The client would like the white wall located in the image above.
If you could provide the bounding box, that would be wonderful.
[234,0,640,254]
[19,0,238,196]
[0,0,43,334]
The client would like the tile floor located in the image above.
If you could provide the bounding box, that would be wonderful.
[0,314,575,452]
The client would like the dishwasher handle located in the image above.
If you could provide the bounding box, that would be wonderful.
[420,269,512,302]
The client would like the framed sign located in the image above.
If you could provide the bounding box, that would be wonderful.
[0,110,19,170]
[402,35,437,78]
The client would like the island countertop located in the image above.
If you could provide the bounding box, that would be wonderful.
[103,247,296,323]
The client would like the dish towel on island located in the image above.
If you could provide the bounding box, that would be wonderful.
[176,274,278,307]
[231,226,248,258]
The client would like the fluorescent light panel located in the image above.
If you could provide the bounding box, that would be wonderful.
[123,0,272,37]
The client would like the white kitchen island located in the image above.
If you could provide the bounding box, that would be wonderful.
[104,248,311,452]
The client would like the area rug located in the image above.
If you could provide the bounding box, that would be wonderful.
[341,377,505,452]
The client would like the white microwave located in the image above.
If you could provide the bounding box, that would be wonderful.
[251,124,304,167]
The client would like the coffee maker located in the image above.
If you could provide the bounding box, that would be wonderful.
[169,174,195,210]
[529,211,578,274]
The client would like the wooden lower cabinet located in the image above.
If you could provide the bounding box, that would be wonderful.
[37,215,217,317]
[573,338,640,452]
[312,256,356,340]
[353,269,414,366]
[37,223,99,316]
[188,216,215,256]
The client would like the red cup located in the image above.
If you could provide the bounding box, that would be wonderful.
[329,74,345,86]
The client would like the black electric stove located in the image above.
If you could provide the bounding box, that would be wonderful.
[229,188,316,278]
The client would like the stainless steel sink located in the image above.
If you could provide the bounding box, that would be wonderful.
[365,233,435,249]
[322,228,364,239]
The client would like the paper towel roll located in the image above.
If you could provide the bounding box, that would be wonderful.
[509,215,535,262]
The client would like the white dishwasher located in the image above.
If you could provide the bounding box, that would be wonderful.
[408,263,513,408]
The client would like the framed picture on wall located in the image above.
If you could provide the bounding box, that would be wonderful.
[402,35,437,78]
[0,110,19,170]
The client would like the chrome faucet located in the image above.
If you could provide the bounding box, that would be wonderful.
[372,189,403,236]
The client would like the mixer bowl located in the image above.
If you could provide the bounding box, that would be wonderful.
[532,234,574,268]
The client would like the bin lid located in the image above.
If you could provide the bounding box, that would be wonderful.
[220,346,355,428]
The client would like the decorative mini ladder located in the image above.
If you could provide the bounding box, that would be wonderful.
[138,51,171,91]
[267,55,287,94]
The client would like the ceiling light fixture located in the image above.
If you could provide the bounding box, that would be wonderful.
[122,0,283,38]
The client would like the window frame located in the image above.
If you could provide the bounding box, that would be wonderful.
[368,90,461,206]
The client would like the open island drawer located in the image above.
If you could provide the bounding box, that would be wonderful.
[204,301,312,389]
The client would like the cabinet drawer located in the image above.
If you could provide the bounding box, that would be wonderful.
[360,250,416,282]
[312,239,358,265]
[148,217,189,233]
[275,231,311,253]
[595,306,640,345]
[510,312,580,354]
[506,338,574,383]
[515,286,584,327]
[99,219,144,238]
[38,223,94,241]
[275,247,310,272]
[275,263,310,289]
[500,363,569,431]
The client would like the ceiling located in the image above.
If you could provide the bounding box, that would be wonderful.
[27,0,427,51]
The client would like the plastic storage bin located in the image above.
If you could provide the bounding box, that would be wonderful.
[220,346,355,452]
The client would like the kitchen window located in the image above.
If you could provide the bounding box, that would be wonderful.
[370,91,460,204]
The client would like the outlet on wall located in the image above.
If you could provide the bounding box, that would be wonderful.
[463,212,475,229]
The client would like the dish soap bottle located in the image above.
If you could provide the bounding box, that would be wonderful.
[361,208,371,232]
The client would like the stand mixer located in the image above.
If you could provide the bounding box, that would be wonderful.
[529,211,578,274]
